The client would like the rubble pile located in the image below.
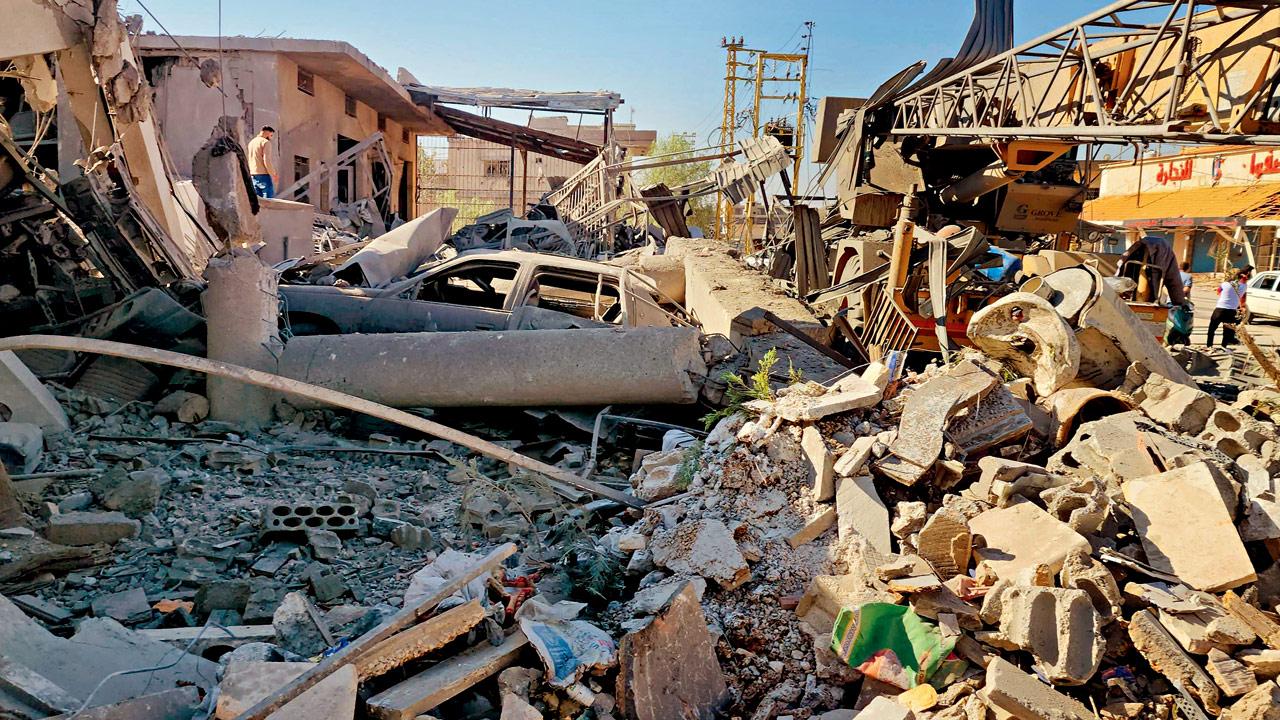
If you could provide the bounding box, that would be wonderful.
[601,343,1280,720]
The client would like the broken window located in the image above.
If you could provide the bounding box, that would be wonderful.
[336,135,357,204]
[297,68,315,96]
[415,262,518,310]
[527,271,622,323]
[484,160,511,178]
[293,155,311,203]
[344,94,357,117]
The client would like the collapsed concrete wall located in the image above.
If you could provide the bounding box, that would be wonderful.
[276,327,707,408]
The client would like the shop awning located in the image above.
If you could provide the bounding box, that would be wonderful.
[1081,183,1280,227]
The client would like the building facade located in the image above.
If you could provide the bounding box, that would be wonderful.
[1082,146,1280,272]
[421,116,655,225]
[135,35,448,222]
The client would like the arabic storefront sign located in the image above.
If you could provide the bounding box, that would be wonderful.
[1250,151,1280,179]
[1155,159,1193,185]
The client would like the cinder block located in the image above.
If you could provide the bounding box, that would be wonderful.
[260,501,361,534]
[981,583,1104,685]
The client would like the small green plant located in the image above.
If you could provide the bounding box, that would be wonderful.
[673,441,704,491]
[702,347,782,429]
[561,537,625,601]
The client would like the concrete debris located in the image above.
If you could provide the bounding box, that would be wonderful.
[1124,462,1256,592]
[979,584,1104,684]
[649,518,750,590]
[835,475,891,556]
[0,352,70,432]
[616,582,729,720]
[0,422,43,474]
[980,657,1093,720]
[968,501,1090,583]
[44,511,139,546]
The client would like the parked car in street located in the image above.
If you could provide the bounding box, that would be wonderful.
[1243,271,1280,324]
[280,249,675,335]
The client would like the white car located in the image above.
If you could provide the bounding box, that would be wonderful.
[1243,271,1280,323]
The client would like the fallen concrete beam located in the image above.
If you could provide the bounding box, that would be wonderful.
[0,338,641,508]
[0,351,69,431]
[334,208,457,287]
[277,328,706,408]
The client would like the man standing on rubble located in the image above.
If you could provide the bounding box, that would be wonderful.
[247,126,277,199]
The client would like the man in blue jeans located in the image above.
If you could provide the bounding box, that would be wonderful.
[247,126,277,198]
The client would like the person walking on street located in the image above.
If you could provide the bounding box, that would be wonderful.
[1207,269,1247,347]
[1180,261,1193,296]
[247,126,277,198]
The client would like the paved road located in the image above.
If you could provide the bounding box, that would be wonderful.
[1188,280,1280,348]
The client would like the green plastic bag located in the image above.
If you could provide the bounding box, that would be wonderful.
[830,603,958,689]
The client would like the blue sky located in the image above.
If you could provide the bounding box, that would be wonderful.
[121,0,1104,143]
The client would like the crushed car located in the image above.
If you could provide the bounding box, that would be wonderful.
[279,248,677,335]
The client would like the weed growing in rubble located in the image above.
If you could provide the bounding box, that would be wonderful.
[561,536,625,601]
[702,347,782,429]
[673,441,704,491]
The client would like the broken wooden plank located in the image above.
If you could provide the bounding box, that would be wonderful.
[1223,590,1280,649]
[366,630,529,720]
[356,600,485,681]
[230,543,516,720]
[0,336,642,509]
[1237,326,1280,390]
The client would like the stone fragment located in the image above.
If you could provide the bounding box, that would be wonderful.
[835,475,890,555]
[1221,681,1280,720]
[47,688,200,720]
[650,519,750,590]
[153,390,210,424]
[915,510,970,580]
[91,467,170,518]
[214,661,356,720]
[1200,407,1274,459]
[1128,609,1220,714]
[979,584,1103,685]
[213,662,308,719]
[306,529,342,561]
[0,351,70,431]
[1157,604,1255,655]
[0,422,42,474]
[272,591,331,657]
[629,448,688,502]
[1040,477,1109,534]
[616,583,729,720]
[853,696,911,720]
[834,436,876,477]
[1059,550,1121,620]
[1237,649,1280,679]
[196,580,250,615]
[44,511,139,546]
[390,524,432,551]
[980,657,1092,720]
[1242,496,1280,542]
[789,507,837,549]
[630,576,707,616]
[499,693,541,720]
[1208,648,1258,697]
[91,588,152,624]
[876,360,998,486]
[803,426,836,501]
[0,595,218,707]
[1135,371,1216,434]
[1124,462,1256,592]
[968,501,1090,582]
[891,501,927,539]
[771,376,883,422]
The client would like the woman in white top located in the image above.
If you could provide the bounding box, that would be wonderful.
[1207,269,1247,347]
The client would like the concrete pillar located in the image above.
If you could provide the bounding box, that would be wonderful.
[277,327,707,408]
[202,252,281,427]
[192,116,261,250]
